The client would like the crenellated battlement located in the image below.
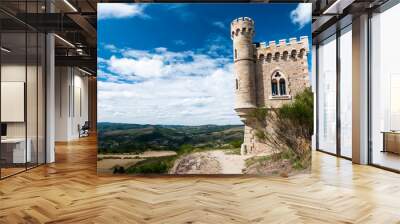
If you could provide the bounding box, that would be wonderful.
[231,17,254,25]
[254,36,309,61]
[255,36,308,49]
[231,17,255,39]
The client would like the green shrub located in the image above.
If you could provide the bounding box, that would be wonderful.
[249,107,268,124]
[127,161,168,174]
[229,140,243,148]
[113,165,126,174]
[177,144,194,155]
[278,88,313,138]
[251,88,313,170]
[126,156,176,174]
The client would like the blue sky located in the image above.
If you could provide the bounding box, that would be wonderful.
[97,3,312,125]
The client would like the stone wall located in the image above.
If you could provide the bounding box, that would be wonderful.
[254,37,310,109]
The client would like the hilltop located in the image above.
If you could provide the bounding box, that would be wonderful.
[98,123,244,154]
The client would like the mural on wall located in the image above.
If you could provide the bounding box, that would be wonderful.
[97,3,313,175]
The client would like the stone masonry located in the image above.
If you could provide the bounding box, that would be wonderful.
[231,17,310,155]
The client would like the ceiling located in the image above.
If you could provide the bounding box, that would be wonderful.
[0,0,97,74]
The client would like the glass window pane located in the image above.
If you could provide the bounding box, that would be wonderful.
[340,26,352,158]
[318,35,337,154]
[371,3,400,171]
[1,31,27,177]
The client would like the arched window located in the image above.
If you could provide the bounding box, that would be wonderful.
[291,50,297,60]
[266,53,272,62]
[271,79,278,96]
[299,48,306,58]
[259,54,264,62]
[282,51,288,60]
[271,71,289,97]
[235,79,239,90]
[274,52,280,61]
[279,79,286,95]
[234,49,237,59]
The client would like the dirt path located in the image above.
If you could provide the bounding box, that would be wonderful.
[208,150,251,174]
[170,150,252,174]
[98,150,177,159]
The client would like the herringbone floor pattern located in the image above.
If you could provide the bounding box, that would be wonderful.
[1,136,400,223]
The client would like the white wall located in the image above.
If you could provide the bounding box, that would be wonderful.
[55,66,70,141]
[1,63,46,164]
[55,67,89,141]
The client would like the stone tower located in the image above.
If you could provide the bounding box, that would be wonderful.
[231,17,258,155]
[231,17,257,118]
[231,17,310,155]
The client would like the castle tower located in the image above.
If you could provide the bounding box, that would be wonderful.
[231,17,310,156]
[231,17,257,119]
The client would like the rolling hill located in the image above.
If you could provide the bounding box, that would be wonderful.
[98,123,244,154]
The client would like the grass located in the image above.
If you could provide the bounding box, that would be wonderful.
[245,155,273,167]
[114,139,244,174]
[244,149,310,172]
[125,156,177,174]
[101,156,122,159]
[280,149,310,170]
[223,147,241,155]
[123,145,210,174]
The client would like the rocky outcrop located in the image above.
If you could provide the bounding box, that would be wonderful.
[169,152,221,174]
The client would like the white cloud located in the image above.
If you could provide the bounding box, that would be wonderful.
[104,47,229,81]
[104,44,118,52]
[98,69,119,83]
[98,66,239,125]
[98,47,240,125]
[107,55,164,79]
[98,3,147,20]
[290,3,312,29]
[212,21,226,29]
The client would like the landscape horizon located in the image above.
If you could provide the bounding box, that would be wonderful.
[97,122,247,174]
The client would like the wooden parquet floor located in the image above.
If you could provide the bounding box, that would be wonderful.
[1,136,400,224]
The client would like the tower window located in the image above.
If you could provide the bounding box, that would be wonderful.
[266,53,272,62]
[271,71,289,97]
[274,52,280,61]
[279,79,286,95]
[271,79,278,96]
[299,48,306,58]
[283,51,288,60]
[291,50,297,59]
[235,79,239,90]
[234,49,237,59]
[259,54,265,62]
